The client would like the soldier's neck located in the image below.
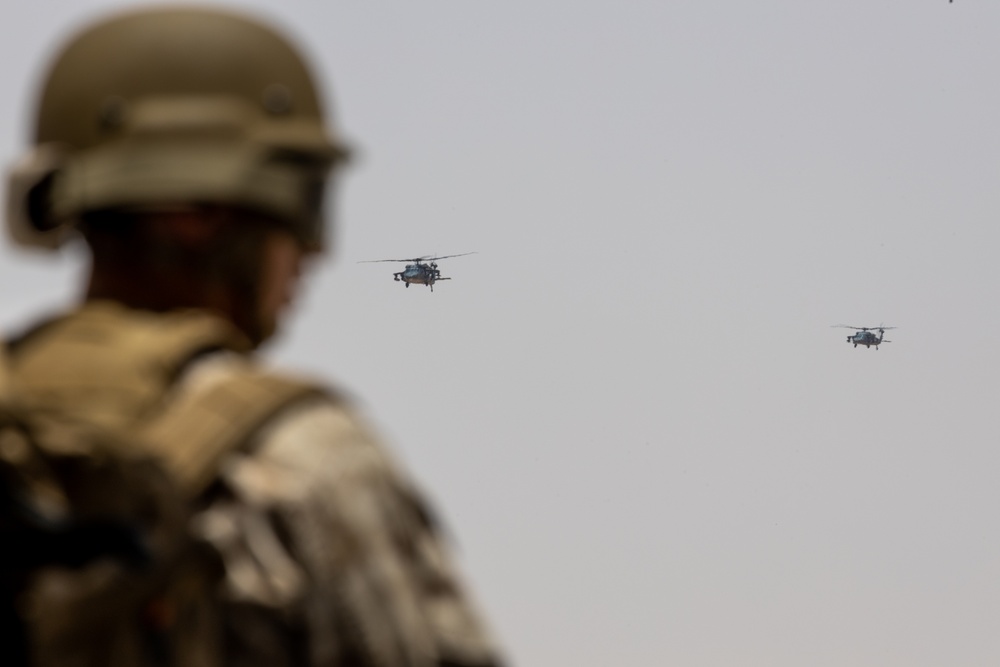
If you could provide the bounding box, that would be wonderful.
[85,265,235,322]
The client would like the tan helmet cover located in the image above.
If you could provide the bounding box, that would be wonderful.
[8,7,349,250]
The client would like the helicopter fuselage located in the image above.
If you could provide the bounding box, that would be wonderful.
[362,252,473,292]
[847,331,885,349]
[393,263,450,290]
[834,324,895,350]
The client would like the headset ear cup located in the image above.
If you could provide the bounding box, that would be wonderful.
[6,143,72,250]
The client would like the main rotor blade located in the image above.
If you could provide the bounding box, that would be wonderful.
[358,252,477,264]
[831,324,898,331]
[418,252,477,262]
[358,258,427,263]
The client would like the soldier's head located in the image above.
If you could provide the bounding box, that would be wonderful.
[7,7,350,345]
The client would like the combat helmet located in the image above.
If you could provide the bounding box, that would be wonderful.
[7,7,350,251]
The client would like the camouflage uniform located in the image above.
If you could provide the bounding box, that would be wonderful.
[183,346,497,667]
[7,304,501,667]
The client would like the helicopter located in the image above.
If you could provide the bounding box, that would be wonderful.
[359,253,476,291]
[832,325,896,350]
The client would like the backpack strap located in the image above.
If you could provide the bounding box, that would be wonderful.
[0,344,11,403]
[138,371,327,498]
[5,302,253,430]
[5,302,328,500]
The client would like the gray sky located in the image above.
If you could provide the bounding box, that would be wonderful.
[2,1,999,665]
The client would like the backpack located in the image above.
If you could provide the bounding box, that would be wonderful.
[0,337,193,666]
[1,304,323,667]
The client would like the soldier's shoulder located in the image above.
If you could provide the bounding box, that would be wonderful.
[175,348,355,419]
[181,351,382,454]
[150,349,371,495]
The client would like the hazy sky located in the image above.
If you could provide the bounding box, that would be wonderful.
[2,2,999,665]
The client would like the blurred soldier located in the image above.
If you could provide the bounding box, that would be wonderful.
[3,7,503,667]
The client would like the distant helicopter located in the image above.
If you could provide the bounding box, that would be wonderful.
[832,324,896,350]
[359,253,476,291]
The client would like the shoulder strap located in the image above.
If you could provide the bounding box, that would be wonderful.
[138,371,328,498]
[5,303,327,499]
[0,343,11,403]
[5,302,252,429]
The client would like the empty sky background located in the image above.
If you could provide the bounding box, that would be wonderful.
[0,1,997,665]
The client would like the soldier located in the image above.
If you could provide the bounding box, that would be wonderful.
[4,7,503,667]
